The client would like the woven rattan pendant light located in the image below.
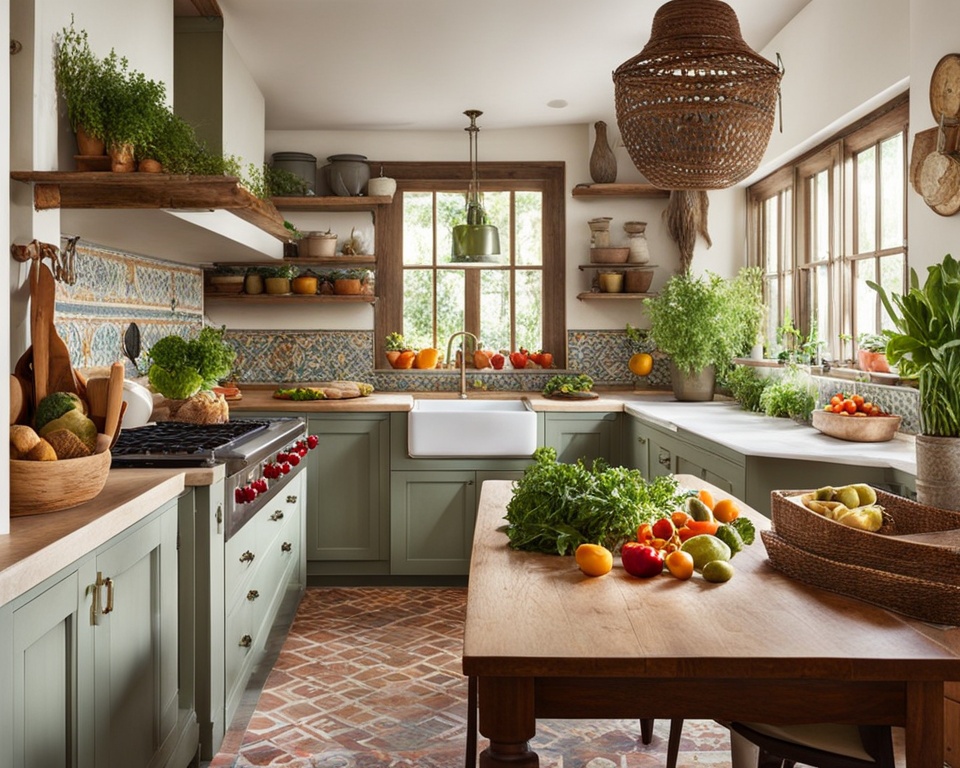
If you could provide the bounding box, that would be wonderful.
[613,0,782,190]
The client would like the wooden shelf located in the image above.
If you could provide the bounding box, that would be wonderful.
[11,171,289,239]
[215,255,376,269]
[271,195,393,212]
[577,291,654,301]
[204,293,377,305]
[578,263,659,271]
[571,183,669,199]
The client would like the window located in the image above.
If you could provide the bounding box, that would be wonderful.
[376,162,565,367]
[748,97,908,362]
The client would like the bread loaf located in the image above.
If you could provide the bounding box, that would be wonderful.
[10,425,41,459]
[46,429,93,459]
[24,437,58,461]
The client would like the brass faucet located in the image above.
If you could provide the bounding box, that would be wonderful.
[446,331,479,399]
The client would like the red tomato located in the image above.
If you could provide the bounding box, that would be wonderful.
[651,517,676,540]
[509,351,528,369]
[843,399,858,414]
[538,352,553,369]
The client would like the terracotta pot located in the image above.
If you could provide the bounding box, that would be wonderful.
[109,142,135,173]
[857,349,891,373]
[138,158,163,173]
[292,275,318,294]
[333,278,362,295]
[76,127,105,156]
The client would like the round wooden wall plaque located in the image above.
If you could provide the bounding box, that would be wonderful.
[930,53,960,121]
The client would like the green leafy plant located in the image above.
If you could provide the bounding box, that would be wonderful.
[758,366,816,421]
[54,19,108,142]
[726,365,770,413]
[145,325,236,399]
[385,332,408,352]
[502,447,685,555]
[869,254,960,436]
[264,264,299,280]
[99,50,167,154]
[725,266,765,355]
[857,332,887,353]
[266,165,311,197]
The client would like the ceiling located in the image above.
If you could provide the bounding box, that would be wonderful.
[213,0,813,133]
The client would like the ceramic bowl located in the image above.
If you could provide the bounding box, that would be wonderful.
[811,409,902,442]
[589,247,630,264]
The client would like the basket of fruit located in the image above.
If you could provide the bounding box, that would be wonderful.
[10,391,111,517]
[811,392,901,442]
[763,486,960,624]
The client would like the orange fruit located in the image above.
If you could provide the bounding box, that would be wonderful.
[575,544,613,577]
[697,489,715,510]
[629,352,654,377]
[712,498,741,523]
[414,347,440,369]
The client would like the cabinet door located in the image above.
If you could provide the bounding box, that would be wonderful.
[2,569,92,768]
[543,413,621,466]
[623,416,650,475]
[946,691,960,767]
[306,415,389,561]
[92,502,179,768]
[390,471,477,575]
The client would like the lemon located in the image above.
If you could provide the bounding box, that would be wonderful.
[629,352,654,377]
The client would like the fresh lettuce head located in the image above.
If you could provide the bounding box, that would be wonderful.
[146,326,235,399]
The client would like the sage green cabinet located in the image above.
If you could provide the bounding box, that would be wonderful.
[0,499,192,768]
[390,469,525,575]
[305,414,389,562]
[543,412,621,466]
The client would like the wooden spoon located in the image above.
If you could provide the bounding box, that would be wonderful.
[103,363,125,439]
[29,260,50,404]
[37,262,79,397]
[85,377,109,432]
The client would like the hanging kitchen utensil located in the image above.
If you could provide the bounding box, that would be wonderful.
[37,261,80,396]
[30,260,50,404]
[124,322,141,371]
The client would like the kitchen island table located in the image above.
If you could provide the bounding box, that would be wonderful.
[462,478,960,767]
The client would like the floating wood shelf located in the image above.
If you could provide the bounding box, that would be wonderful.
[204,293,377,305]
[576,291,654,301]
[571,183,669,199]
[11,171,289,240]
[271,195,393,212]
[215,255,376,269]
[578,263,659,271]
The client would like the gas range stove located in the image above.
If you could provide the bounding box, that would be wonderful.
[110,417,312,540]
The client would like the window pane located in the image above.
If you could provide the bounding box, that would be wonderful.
[880,136,904,251]
[437,192,464,261]
[515,270,543,352]
[879,254,905,332]
[857,147,876,254]
[782,188,793,271]
[814,171,830,262]
[855,259,878,337]
[403,269,435,348]
[481,191,512,261]
[782,273,793,328]
[436,270,465,349]
[480,270,512,351]
[403,192,435,266]
[515,191,543,266]
[764,197,778,274]
[764,277,780,350]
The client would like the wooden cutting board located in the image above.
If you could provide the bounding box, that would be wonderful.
[29,261,79,401]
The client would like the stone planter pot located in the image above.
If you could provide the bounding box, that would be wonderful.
[109,142,135,173]
[669,362,716,402]
[916,434,960,511]
[333,278,362,295]
[265,277,292,295]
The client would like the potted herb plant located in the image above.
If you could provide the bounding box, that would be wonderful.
[643,268,756,401]
[263,264,299,295]
[870,254,960,510]
[99,50,166,171]
[856,333,891,373]
[54,20,108,156]
[332,269,368,296]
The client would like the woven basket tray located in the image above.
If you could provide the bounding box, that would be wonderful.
[770,488,960,586]
[762,530,960,626]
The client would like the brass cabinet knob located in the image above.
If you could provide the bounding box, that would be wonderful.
[239,550,255,563]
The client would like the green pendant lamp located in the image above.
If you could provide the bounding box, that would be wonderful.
[451,110,501,264]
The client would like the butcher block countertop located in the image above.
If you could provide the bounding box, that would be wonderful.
[0,467,202,607]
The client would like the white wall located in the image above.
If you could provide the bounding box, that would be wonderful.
[2,0,11,534]
[222,30,264,174]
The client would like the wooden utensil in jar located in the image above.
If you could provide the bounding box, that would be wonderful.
[103,362,125,439]
[29,260,50,404]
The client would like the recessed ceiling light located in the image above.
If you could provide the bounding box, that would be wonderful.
[547,99,568,109]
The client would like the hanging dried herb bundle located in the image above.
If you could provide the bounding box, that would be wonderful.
[664,190,712,273]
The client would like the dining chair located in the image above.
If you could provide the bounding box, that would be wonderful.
[665,719,896,768]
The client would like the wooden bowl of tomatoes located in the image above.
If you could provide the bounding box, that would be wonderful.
[812,394,902,442]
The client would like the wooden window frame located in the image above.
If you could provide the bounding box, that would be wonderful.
[374,161,566,368]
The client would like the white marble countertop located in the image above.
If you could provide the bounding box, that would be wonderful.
[622,397,917,475]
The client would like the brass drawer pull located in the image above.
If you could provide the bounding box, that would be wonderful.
[239,634,252,648]
[286,495,298,504]
[270,510,284,522]
[658,450,672,468]
[246,589,259,601]
[239,550,255,564]
[281,541,293,553]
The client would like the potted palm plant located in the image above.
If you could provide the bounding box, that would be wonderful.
[870,254,960,509]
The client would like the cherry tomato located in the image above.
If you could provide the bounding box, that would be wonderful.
[843,399,858,414]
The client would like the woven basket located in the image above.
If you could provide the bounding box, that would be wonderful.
[770,489,960,586]
[762,530,960,626]
[613,0,782,190]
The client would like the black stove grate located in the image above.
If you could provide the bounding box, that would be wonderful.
[111,419,270,456]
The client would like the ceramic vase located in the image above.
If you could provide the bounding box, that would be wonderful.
[590,121,617,184]
[588,217,613,248]
[624,221,651,264]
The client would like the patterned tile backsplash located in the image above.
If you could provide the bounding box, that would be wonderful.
[57,243,919,431]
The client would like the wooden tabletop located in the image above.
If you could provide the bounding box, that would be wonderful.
[463,477,960,682]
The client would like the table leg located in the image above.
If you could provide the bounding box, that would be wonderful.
[478,677,538,767]
[905,680,943,768]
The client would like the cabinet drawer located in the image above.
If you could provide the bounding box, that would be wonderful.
[224,594,259,708]
[225,519,265,608]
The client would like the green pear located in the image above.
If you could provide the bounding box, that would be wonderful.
[833,485,861,510]
[850,483,878,506]
[814,486,835,501]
